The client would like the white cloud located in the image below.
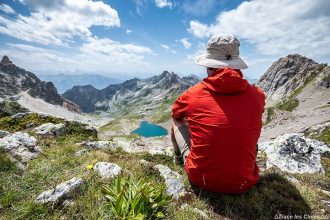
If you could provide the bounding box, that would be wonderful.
[126,29,132,34]
[1,43,76,73]
[1,39,154,74]
[160,44,177,54]
[188,20,210,39]
[179,38,191,49]
[133,0,148,16]
[188,0,330,60]
[161,44,170,50]
[182,0,217,16]
[0,0,120,46]
[0,4,16,14]
[81,38,152,55]
[155,0,173,9]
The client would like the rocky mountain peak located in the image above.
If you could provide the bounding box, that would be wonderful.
[1,55,12,65]
[256,54,326,102]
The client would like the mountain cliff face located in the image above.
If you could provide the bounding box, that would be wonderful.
[257,54,330,142]
[0,56,81,113]
[257,54,329,104]
[63,71,200,115]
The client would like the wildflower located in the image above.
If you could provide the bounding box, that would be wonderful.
[86,164,93,170]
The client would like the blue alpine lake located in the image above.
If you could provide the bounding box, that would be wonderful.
[131,121,168,137]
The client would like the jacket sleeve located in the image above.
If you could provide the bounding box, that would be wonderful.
[172,91,189,120]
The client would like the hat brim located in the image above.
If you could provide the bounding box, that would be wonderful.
[195,53,248,69]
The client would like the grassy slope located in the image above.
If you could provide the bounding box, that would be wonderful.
[1,114,330,219]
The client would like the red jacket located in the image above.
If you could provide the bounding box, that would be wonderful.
[172,68,265,193]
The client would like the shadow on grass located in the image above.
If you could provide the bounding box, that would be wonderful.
[192,173,312,220]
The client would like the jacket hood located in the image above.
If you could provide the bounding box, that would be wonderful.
[202,68,248,94]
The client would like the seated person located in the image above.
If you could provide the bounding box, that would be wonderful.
[171,33,265,193]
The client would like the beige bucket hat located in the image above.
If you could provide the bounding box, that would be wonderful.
[195,33,248,69]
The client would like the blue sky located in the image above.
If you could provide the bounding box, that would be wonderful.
[0,0,329,80]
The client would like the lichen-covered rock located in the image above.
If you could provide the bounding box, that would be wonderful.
[113,137,173,156]
[34,123,66,137]
[10,112,32,120]
[81,141,116,149]
[0,130,10,138]
[74,149,90,156]
[0,132,41,164]
[35,177,84,204]
[259,134,330,173]
[93,162,122,179]
[154,164,186,199]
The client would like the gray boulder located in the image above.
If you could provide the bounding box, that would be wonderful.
[35,177,84,204]
[0,132,41,164]
[259,134,330,174]
[74,149,90,156]
[154,164,186,199]
[81,141,116,149]
[0,130,10,138]
[34,123,66,137]
[10,112,32,120]
[93,162,122,179]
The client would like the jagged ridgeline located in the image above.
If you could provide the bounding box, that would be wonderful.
[0,56,80,114]
[62,71,200,121]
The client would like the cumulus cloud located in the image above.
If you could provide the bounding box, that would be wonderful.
[155,0,173,9]
[188,0,330,60]
[188,20,210,39]
[1,43,76,73]
[0,0,120,46]
[0,4,16,14]
[1,38,154,74]
[126,29,132,34]
[80,37,153,65]
[179,38,191,49]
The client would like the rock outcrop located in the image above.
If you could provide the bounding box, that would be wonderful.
[257,54,327,103]
[0,130,10,138]
[0,132,41,166]
[81,141,116,149]
[154,164,186,199]
[93,162,122,179]
[35,177,84,205]
[259,134,330,173]
[34,123,66,137]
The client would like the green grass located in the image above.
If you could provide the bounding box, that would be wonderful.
[264,107,275,125]
[150,93,179,124]
[308,127,330,145]
[271,68,321,113]
[0,99,28,117]
[0,113,64,132]
[99,118,122,132]
[278,98,299,112]
[1,112,330,219]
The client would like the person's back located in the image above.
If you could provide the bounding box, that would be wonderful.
[171,34,265,193]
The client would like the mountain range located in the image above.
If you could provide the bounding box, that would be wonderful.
[37,73,123,94]
[0,56,80,113]
[62,71,200,117]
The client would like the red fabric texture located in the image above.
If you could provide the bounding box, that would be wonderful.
[172,68,265,193]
